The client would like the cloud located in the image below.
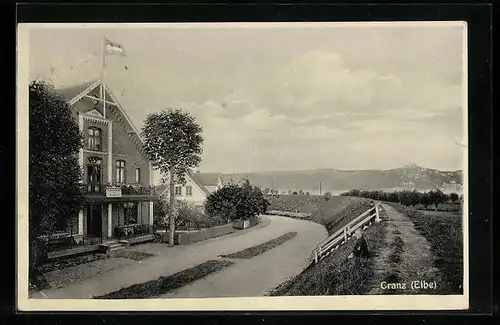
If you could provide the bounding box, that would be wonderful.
[255,50,403,116]
[28,26,464,172]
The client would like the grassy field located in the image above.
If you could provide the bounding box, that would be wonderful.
[414,202,462,212]
[265,194,369,231]
[417,210,461,218]
[389,203,463,294]
[266,195,463,295]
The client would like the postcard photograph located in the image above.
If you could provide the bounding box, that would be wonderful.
[17,22,468,311]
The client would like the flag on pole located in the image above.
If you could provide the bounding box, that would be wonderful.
[105,38,126,56]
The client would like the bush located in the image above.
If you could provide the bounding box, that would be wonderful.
[176,201,207,230]
[205,179,270,221]
[153,199,171,228]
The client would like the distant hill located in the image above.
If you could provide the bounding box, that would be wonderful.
[202,164,463,195]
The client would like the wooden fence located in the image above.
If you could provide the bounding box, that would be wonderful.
[311,203,382,264]
[266,202,385,295]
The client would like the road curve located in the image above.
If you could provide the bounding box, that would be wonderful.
[161,216,328,298]
[32,215,327,299]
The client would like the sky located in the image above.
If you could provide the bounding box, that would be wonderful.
[27,23,466,173]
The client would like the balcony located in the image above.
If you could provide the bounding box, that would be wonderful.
[81,183,159,202]
[82,183,156,195]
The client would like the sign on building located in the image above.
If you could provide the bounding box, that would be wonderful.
[106,187,122,198]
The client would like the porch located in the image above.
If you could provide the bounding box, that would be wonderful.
[43,227,157,261]
[43,197,156,260]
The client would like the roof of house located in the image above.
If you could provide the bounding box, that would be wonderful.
[193,173,221,186]
[56,79,149,161]
[187,172,211,195]
[156,172,211,197]
[56,80,98,102]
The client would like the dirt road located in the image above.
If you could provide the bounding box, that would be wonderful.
[161,216,327,298]
[367,204,441,294]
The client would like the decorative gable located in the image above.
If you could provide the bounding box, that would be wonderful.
[62,80,149,161]
[84,109,104,118]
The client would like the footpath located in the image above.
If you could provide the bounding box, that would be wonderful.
[30,215,327,299]
[367,204,441,294]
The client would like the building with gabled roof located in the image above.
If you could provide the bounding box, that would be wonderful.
[51,79,158,250]
[157,172,223,206]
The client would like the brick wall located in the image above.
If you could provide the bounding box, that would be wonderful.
[73,97,151,187]
[110,107,150,186]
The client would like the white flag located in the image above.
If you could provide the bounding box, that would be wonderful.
[105,38,126,56]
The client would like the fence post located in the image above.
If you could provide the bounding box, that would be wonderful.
[375,204,381,222]
[343,228,347,242]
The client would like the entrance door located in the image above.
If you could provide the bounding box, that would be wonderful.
[86,204,102,237]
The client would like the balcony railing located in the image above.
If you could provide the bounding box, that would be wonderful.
[81,183,157,196]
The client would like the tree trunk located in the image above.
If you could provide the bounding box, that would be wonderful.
[168,166,176,247]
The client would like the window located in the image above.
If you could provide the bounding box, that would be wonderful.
[175,186,182,196]
[124,202,138,225]
[135,168,141,183]
[116,160,126,183]
[186,186,193,196]
[87,127,102,151]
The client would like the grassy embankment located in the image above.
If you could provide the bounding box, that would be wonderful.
[265,195,380,295]
[389,203,463,294]
[414,202,462,213]
[265,194,371,234]
[269,218,386,296]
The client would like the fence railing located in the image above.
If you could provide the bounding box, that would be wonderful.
[80,183,157,196]
[39,226,103,253]
[311,203,382,264]
[114,224,156,240]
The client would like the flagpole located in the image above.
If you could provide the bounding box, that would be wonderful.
[101,37,107,118]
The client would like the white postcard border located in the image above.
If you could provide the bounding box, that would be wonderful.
[16,21,469,311]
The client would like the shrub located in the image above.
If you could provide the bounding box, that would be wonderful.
[205,179,270,221]
[176,201,207,230]
[153,199,171,228]
[448,193,459,203]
